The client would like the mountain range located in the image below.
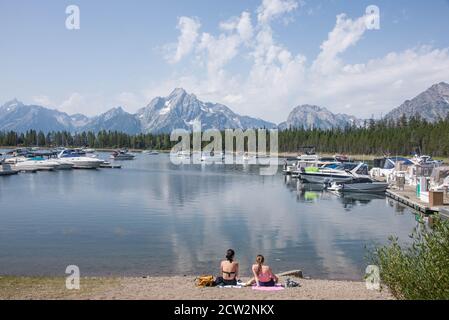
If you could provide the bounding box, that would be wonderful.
[1,82,448,134]
[385,82,449,122]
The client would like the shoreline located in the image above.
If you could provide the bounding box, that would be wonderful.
[0,146,394,160]
[0,275,393,300]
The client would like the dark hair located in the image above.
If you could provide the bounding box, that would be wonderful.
[226,249,235,262]
[256,255,265,276]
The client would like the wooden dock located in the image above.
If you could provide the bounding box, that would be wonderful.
[386,186,449,218]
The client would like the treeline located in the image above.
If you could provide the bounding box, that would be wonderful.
[0,130,174,150]
[279,115,449,157]
[1,115,449,156]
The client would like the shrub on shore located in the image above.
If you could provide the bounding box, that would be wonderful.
[371,215,449,300]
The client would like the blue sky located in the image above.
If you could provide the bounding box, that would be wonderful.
[1,0,449,122]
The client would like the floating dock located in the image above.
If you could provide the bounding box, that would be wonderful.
[386,187,449,218]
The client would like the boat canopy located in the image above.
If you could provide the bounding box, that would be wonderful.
[384,157,413,170]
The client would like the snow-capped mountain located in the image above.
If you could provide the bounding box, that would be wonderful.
[385,82,449,122]
[136,88,276,133]
[279,104,363,130]
[3,82,448,134]
[0,89,276,134]
[0,99,82,132]
[81,107,141,134]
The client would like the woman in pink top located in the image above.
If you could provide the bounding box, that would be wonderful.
[251,255,279,287]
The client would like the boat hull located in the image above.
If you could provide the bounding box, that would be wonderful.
[300,173,353,184]
[340,183,389,193]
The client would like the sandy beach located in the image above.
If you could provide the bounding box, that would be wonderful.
[0,276,393,300]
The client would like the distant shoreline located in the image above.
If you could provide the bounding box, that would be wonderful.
[0,275,393,300]
[0,146,388,160]
[3,146,446,162]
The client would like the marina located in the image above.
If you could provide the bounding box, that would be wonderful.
[0,149,436,280]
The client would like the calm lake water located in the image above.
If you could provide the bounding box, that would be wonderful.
[0,152,419,280]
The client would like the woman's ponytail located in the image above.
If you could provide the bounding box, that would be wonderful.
[256,255,265,275]
[226,249,235,263]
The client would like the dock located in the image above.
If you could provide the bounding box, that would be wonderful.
[386,186,449,218]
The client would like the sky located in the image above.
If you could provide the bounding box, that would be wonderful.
[1,0,449,123]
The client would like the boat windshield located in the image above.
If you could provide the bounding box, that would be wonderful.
[60,150,81,158]
[333,163,358,171]
[355,164,369,175]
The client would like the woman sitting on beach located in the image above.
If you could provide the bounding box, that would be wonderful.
[214,249,239,286]
[251,255,279,287]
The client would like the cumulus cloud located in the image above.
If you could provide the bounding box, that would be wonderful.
[257,0,299,24]
[220,11,254,42]
[167,16,201,64]
[312,13,368,74]
[59,93,86,115]
[157,1,449,123]
[32,95,54,107]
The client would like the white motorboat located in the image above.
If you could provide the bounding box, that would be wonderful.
[369,157,413,178]
[0,160,18,176]
[55,159,75,170]
[177,150,192,159]
[9,156,61,171]
[142,150,159,155]
[110,150,135,160]
[58,150,104,169]
[411,154,442,166]
[299,162,370,184]
[328,178,389,193]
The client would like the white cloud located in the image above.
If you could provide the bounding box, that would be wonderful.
[257,0,299,24]
[167,16,201,64]
[32,95,54,107]
[220,11,254,42]
[312,13,368,74]
[116,92,144,112]
[59,93,86,115]
[156,2,449,123]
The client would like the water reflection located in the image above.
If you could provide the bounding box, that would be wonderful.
[0,153,419,280]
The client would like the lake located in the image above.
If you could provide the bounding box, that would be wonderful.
[0,152,419,280]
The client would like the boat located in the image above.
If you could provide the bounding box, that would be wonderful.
[328,177,389,193]
[0,160,18,176]
[110,149,135,160]
[370,157,413,178]
[9,156,61,171]
[82,148,96,154]
[410,154,442,166]
[177,150,192,159]
[299,162,370,184]
[100,161,122,169]
[58,149,104,169]
[142,150,159,155]
[54,159,75,170]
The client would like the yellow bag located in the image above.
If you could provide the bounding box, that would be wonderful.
[196,275,215,287]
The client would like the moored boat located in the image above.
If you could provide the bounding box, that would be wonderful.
[0,160,18,176]
[9,156,61,171]
[110,149,135,160]
[299,162,370,184]
[328,178,389,193]
[58,150,104,169]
